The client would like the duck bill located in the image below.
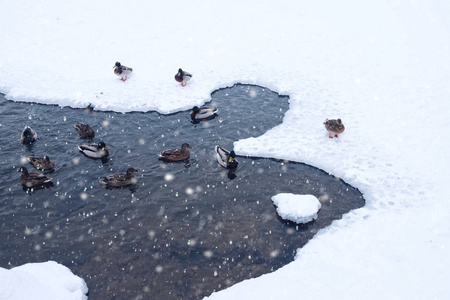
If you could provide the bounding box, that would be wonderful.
[21,136,25,141]
[228,157,233,163]
[105,146,110,150]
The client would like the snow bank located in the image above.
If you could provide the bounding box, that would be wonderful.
[0,261,88,300]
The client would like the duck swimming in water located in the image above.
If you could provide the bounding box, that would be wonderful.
[27,155,55,171]
[100,167,139,189]
[323,118,345,138]
[158,143,193,162]
[190,106,218,122]
[114,61,133,81]
[18,166,52,188]
[215,145,238,170]
[74,123,95,138]
[21,126,37,144]
[78,141,110,159]
[175,68,192,86]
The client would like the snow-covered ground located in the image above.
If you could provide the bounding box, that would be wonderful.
[1,0,449,299]
[272,193,321,224]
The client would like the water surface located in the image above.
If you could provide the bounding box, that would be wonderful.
[0,84,364,299]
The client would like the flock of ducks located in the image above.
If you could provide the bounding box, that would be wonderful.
[18,106,234,190]
[17,64,345,190]
[18,123,140,189]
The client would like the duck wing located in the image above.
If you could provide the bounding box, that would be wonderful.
[75,124,95,138]
[78,144,108,158]
[215,145,230,168]
[27,156,55,170]
[78,143,99,152]
[100,172,127,184]
[183,71,192,78]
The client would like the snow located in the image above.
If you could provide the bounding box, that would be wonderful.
[0,261,88,300]
[271,193,321,224]
[1,0,450,299]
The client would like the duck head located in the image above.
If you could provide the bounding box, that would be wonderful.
[229,150,236,162]
[190,106,200,115]
[21,127,34,141]
[98,141,110,150]
[181,143,193,150]
[17,166,28,175]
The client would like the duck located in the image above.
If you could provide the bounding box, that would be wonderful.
[74,123,95,138]
[114,61,133,81]
[27,155,55,170]
[324,118,345,138]
[215,145,238,170]
[100,168,139,188]
[21,126,37,144]
[78,141,110,159]
[190,106,218,122]
[175,68,192,86]
[18,166,52,188]
[158,143,193,162]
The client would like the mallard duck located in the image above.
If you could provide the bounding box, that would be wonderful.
[215,145,238,170]
[74,123,95,138]
[175,68,192,86]
[21,126,37,144]
[78,141,110,159]
[324,118,345,138]
[100,168,139,188]
[27,155,55,170]
[190,106,218,122]
[158,143,193,162]
[18,166,52,187]
[114,61,133,81]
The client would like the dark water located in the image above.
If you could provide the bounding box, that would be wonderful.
[0,84,364,300]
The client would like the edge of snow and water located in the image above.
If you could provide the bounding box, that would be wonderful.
[1,1,450,299]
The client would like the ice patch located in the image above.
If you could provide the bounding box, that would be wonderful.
[271,193,321,224]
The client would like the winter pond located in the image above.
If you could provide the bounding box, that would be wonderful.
[0,84,364,300]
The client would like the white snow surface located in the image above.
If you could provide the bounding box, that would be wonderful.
[1,0,450,299]
[272,193,321,224]
[0,261,88,300]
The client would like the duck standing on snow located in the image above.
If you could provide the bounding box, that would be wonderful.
[324,118,345,138]
[21,126,37,144]
[18,166,52,188]
[158,143,193,162]
[114,61,133,81]
[175,68,192,86]
[190,106,218,122]
[27,155,55,171]
[100,167,139,189]
[78,141,110,159]
[215,145,238,170]
[74,123,95,138]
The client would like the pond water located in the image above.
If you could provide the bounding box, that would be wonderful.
[0,84,364,300]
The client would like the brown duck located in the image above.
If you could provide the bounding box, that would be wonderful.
[18,166,52,187]
[74,123,95,138]
[100,168,139,188]
[324,118,345,138]
[158,143,193,162]
[27,155,55,170]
